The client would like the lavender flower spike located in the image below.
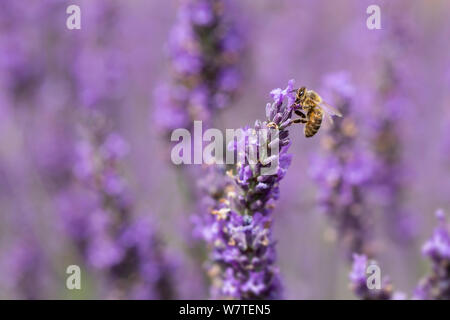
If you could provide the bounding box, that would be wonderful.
[310,72,375,260]
[414,209,450,300]
[60,127,177,299]
[0,235,52,299]
[197,80,299,299]
[154,0,242,134]
[57,0,178,299]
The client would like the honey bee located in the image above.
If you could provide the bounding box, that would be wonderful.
[290,87,342,138]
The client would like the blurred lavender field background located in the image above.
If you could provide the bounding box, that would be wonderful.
[0,0,449,299]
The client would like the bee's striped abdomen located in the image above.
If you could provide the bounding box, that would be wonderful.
[304,109,323,138]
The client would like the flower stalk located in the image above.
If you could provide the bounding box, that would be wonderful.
[196,80,302,299]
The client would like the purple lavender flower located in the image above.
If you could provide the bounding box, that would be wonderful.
[153,0,245,298]
[0,235,52,299]
[0,0,75,183]
[366,8,418,245]
[310,72,376,260]
[60,126,176,299]
[154,0,243,134]
[57,0,177,299]
[195,80,301,299]
[0,2,44,102]
[0,0,74,299]
[72,0,127,112]
[414,210,450,300]
[349,254,398,300]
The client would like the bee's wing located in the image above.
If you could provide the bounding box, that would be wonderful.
[319,101,342,124]
[319,101,343,117]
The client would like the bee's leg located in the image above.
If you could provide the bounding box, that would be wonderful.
[294,109,306,118]
[289,103,300,110]
[290,118,307,125]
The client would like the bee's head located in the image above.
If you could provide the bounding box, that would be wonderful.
[298,87,306,98]
[291,87,307,104]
